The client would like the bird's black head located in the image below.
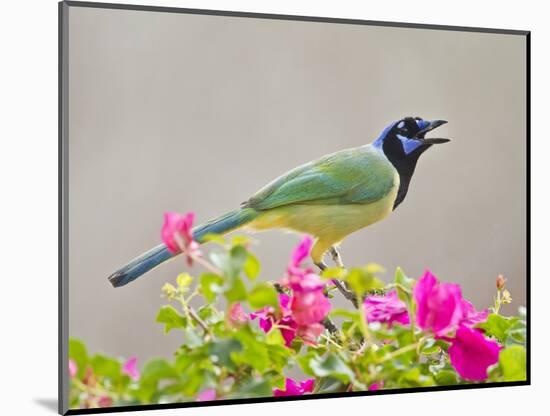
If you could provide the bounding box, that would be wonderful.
[373,116,450,209]
[374,116,450,160]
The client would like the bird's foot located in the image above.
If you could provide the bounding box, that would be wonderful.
[329,246,344,268]
[328,247,358,308]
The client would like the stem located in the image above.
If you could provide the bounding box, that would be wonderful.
[188,305,211,335]
[322,317,340,336]
[378,342,419,363]
[175,233,222,275]
[493,290,502,314]
[332,279,359,308]
[358,300,373,345]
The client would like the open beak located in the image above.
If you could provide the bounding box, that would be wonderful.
[416,120,450,144]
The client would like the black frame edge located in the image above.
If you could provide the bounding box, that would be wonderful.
[59,1,70,414]
[63,0,529,36]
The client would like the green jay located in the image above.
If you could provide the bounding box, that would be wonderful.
[108,116,449,288]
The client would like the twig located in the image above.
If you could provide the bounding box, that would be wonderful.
[332,279,359,308]
[322,317,339,335]
[187,305,211,336]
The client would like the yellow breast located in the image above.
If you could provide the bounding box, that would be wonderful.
[247,173,400,245]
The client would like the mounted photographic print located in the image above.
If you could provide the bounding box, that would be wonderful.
[59,1,530,414]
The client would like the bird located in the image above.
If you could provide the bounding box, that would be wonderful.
[108,116,450,288]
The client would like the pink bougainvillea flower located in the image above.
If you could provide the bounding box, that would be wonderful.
[251,294,298,346]
[227,303,248,327]
[291,289,331,326]
[363,290,410,327]
[122,356,140,381]
[278,316,298,346]
[161,211,201,265]
[273,378,315,397]
[196,388,217,402]
[97,396,113,408]
[461,299,489,327]
[252,238,331,347]
[296,322,324,345]
[368,381,383,391]
[414,270,465,336]
[250,293,291,333]
[448,325,501,381]
[68,359,77,378]
[290,236,313,269]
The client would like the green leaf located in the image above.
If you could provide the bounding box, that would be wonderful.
[266,344,292,372]
[477,314,518,343]
[210,245,248,279]
[231,378,272,399]
[225,276,248,303]
[347,266,385,297]
[208,339,242,371]
[243,252,261,280]
[140,358,179,384]
[320,267,347,280]
[199,273,224,303]
[266,328,286,346]
[232,327,270,373]
[499,345,527,381]
[90,354,122,381]
[329,308,360,322]
[397,367,435,387]
[197,304,222,325]
[309,354,355,383]
[248,283,278,310]
[156,305,187,334]
[201,233,226,245]
[183,327,204,348]
[231,235,253,247]
[394,267,415,303]
[434,369,459,385]
[68,338,88,378]
[297,351,318,376]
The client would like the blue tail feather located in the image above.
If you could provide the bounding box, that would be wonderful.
[108,208,257,287]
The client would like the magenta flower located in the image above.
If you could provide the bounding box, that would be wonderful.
[196,388,217,402]
[227,303,248,328]
[273,378,315,397]
[296,323,324,345]
[289,236,313,270]
[363,290,410,327]
[97,396,113,408]
[461,299,489,327]
[448,325,501,381]
[291,289,331,326]
[122,356,140,381]
[368,381,383,391]
[68,359,77,378]
[279,316,299,346]
[251,294,298,347]
[161,211,201,265]
[414,270,465,336]
[252,238,331,346]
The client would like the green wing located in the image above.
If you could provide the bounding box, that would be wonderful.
[243,146,397,210]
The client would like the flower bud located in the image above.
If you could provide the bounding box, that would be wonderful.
[496,274,506,290]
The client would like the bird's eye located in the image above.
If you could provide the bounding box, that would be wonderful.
[396,121,408,134]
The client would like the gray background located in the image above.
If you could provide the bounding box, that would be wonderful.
[67,7,527,361]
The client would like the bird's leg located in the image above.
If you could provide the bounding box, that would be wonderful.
[328,246,358,308]
[315,261,328,271]
[312,261,340,335]
[329,246,344,268]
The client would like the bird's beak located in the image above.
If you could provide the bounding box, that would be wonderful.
[416,120,451,144]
